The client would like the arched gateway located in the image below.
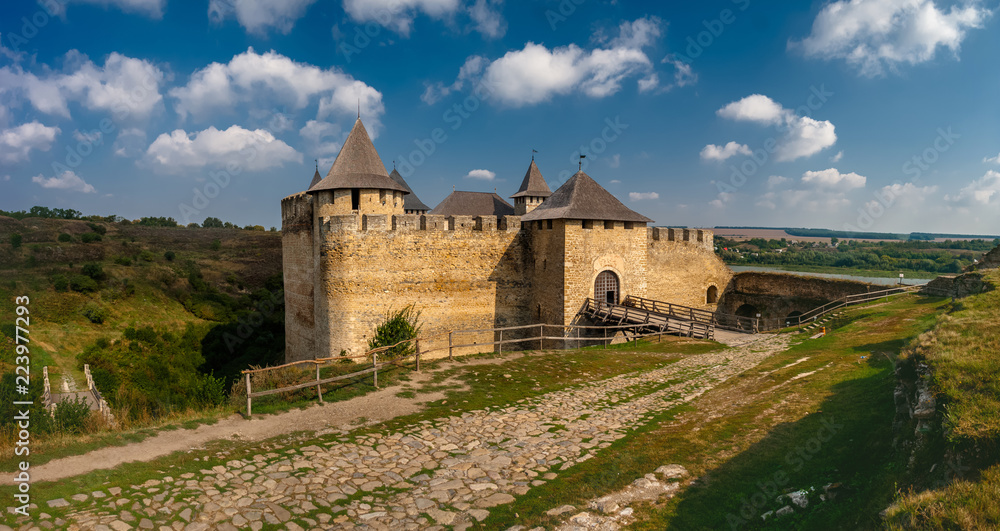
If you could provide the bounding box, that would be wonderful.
[595,270,620,304]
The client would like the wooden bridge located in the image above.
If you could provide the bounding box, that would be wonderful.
[579,298,722,340]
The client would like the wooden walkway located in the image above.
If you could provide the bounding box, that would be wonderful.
[580,298,718,340]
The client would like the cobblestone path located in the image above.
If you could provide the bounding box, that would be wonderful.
[14,335,791,531]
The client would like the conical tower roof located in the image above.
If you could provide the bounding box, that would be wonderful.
[520,170,653,223]
[308,119,408,194]
[309,167,322,188]
[510,159,552,198]
[389,169,430,212]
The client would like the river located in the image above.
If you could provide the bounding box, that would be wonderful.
[728,266,933,286]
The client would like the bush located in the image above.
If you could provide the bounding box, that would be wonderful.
[187,223,199,228]
[164,251,175,261]
[114,256,132,266]
[52,397,92,434]
[69,275,98,293]
[211,239,221,251]
[81,232,102,243]
[203,217,224,228]
[9,233,22,249]
[82,302,109,324]
[139,250,155,262]
[82,263,106,281]
[367,305,422,360]
[58,233,73,242]
[86,222,107,235]
[53,274,69,292]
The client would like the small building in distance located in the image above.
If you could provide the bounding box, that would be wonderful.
[280,118,732,363]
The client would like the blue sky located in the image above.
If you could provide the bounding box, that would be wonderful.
[1,0,999,233]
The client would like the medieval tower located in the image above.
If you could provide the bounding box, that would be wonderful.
[281,118,732,363]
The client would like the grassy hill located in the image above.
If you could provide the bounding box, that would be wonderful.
[0,216,284,445]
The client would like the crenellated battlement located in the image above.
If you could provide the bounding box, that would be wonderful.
[281,192,313,233]
[648,227,714,252]
[317,214,523,236]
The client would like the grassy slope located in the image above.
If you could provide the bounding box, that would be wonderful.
[884,270,1000,529]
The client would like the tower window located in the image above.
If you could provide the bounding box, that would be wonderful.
[351,189,360,210]
[583,220,593,229]
[604,220,614,230]
[546,219,553,230]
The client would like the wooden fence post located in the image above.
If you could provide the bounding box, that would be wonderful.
[373,353,378,389]
[539,324,543,351]
[316,362,324,404]
[604,327,607,349]
[498,329,503,355]
[449,331,454,360]
[245,372,252,418]
[415,339,421,372]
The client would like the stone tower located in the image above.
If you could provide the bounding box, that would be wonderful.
[511,159,552,216]
[307,118,409,217]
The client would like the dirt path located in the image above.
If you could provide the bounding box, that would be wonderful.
[5,356,512,485]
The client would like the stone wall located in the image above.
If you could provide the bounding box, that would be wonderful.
[305,213,531,362]
[717,271,874,320]
[280,193,317,359]
[315,189,405,218]
[562,220,649,324]
[646,228,731,310]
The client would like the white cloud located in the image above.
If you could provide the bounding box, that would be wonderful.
[608,154,621,168]
[715,94,837,161]
[629,191,659,201]
[830,150,844,162]
[342,0,463,36]
[983,152,1000,164]
[32,170,96,193]
[767,175,789,188]
[59,0,167,18]
[421,55,487,104]
[793,0,989,77]
[758,189,852,212]
[700,141,752,161]
[465,169,496,180]
[143,125,301,174]
[431,17,662,107]
[709,191,733,208]
[468,0,506,38]
[801,168,867,190]
[870,181,938,208]
[2,175,9,181]
[946,170,1000,206]
[609,179,621,184]
[208,0,317,35]
[299,120,343,157]
[73,130,103,144]
[171,48,384,133]
[0,51,164,121]
[113,127,147,158]
[0,122,61,163]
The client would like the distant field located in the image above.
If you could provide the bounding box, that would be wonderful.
[710,228,888,243]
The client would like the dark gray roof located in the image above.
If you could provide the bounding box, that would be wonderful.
[520,170,654,223]
[309,168,322,188]
[510,159,552,198]
[389,169,430,212]
[308,119,408,194]
[429,191,515,217]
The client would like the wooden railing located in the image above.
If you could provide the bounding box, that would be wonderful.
[582,298,715,339]
[241,321,693,418]
[778,285,922,329]
[621,295,758,332]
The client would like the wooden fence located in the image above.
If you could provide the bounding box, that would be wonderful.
[240,321,684,418]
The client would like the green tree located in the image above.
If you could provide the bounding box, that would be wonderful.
[367,305,422,360]
[9,233,22,248]
[203,217,224,228]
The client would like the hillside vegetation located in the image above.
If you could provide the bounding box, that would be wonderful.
[0,213,284,450]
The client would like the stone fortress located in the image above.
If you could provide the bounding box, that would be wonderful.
[281,118,732,363]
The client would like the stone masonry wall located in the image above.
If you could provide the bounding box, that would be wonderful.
[562,220,649,325]
[646,228,732,310]
[307,214,531,362]
[281,193,317,360]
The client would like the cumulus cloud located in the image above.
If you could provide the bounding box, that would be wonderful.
[830,150,844,162]
[0,51,164,121]
[465,169,496,180]
[299,120,343,157]
[208,0,317,35]
[629,192,659,201]
[715,94,837,161]
[421,55,487,104]
[869,181,938,208]
[468,0,506,38]
[757,189,852,212]
[171,48,384,132]
[342,0,463,36]
[700,141,752,161]
[113,127,147,158]
[767,175,790,188]
[709,191,733,208]
[429,16,663,107]
[143,125,301,174]
[983,152,1000,164]
[945,170,1000,206]
[32,170,96,193]
[0,122,61,163]
[801,168,867,190]
[793,0,989,77]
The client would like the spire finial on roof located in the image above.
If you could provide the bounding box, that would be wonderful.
[579,154,586,171]
[357,99,360,119]
[532,148,537,161]
[315,159,318,172]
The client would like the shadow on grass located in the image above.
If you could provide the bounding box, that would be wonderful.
[663,355,904,531]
